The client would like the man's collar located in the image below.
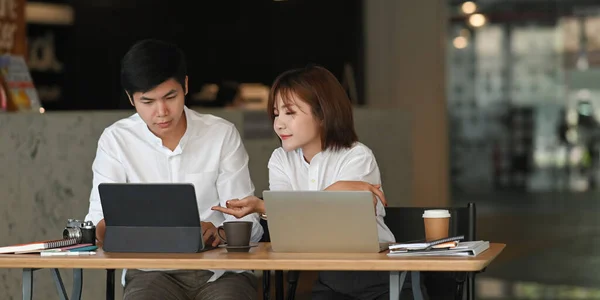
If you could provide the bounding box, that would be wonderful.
[142,106,192,151]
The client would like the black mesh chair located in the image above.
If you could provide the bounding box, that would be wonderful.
[384,202,478,300]
[284,202,479,300]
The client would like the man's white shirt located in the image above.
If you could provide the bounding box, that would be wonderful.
[85,106,263,285]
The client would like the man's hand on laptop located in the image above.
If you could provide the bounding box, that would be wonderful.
[96,219,106,243]
[325,181,388,209]
[201,222,222,247]
[211,196,265,218]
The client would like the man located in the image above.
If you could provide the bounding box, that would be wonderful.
[84,39,262,300]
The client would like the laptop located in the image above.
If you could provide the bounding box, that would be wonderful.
[262,190,389,253]
[98,183,215,253]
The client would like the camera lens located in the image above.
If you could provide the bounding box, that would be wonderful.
[63,227,81,241]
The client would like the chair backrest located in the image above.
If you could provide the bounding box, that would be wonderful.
[260,218,271,242]
[258,197,271,242]
[384,203,478,299]
[383,203,476,243]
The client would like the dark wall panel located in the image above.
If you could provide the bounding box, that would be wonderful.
[32,0,363,110]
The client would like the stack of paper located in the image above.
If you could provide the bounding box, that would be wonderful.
[389,235,465,251]
[387,241,490,257]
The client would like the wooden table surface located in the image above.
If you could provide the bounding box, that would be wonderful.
[0,243,505,271]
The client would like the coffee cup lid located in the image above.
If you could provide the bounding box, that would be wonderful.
[422,209,450,218]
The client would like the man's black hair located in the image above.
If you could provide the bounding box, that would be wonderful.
[120,39,187,95]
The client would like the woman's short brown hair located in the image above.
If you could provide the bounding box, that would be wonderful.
[267,65,358,151]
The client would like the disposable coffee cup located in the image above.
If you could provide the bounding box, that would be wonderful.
[422,209,450,241]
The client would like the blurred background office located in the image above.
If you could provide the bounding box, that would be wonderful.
[2,0,600,299]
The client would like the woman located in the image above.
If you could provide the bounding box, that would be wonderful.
[212,65,417,299]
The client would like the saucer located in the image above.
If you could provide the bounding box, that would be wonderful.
[218,243,258,253]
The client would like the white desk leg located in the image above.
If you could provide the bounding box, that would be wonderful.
[22,268,81,300]
[51,269,69,300]
[390,271,408,299]
[50,268,84,300]
[72,269,83,300]
[22,269,33,300]
[410,271,424,300]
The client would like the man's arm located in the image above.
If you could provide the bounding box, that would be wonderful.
[210,151,290,218]
[215,124,263,242]
[85,132,127,242]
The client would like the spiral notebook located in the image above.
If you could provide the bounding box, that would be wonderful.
[0,238,78,254]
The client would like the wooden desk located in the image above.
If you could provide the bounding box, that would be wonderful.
[0,243,505,300]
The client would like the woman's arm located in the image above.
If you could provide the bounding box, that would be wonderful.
[325,180,387,207]
[211,195,265,218]
[328,146,388,214]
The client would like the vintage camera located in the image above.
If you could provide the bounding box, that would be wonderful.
[63,219,96,245]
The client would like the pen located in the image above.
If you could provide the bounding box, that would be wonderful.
[41,251,96,257]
